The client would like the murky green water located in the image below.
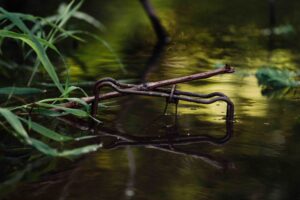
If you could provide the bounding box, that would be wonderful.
[1,0,300,199]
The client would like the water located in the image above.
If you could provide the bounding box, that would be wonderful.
[1,0,300,199]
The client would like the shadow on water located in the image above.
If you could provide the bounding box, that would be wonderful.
[0,112,234,200]
[61,115,234,170]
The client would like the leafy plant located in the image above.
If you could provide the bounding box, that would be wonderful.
[0,1,114,157]
[256,67,300,90]
[0,0,123,89]
[0,7,64,92]
[262,24,295,36]
[255,67,300,97]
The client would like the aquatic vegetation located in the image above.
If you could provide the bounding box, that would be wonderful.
[261,24,295,36]
[0,1,112,157]
[255,67,300,97]
[255,67,300,90]
[0,0,107,89]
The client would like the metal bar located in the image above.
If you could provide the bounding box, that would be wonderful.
[91,81,234,122]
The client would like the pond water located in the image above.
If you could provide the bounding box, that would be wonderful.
[1,0,300,199]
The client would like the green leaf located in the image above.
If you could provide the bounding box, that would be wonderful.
[37,102,89,117]
[0,87,45,95]
[0,8,64,93]
[256,67,300,89]
[33,108,68,117]
[20,118,73,142]
[29,138,58,156]
[0,30,59,53]
[55,143,102,157]
[56,2,105,31]
[46,0,81,41]
[62,86,89,97]
[30,138,102,157]
[0,108,31,144]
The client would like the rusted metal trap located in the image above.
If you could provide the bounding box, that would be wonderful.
[91,65,235,123]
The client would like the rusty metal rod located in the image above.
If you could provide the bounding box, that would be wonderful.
[56,65,234,112]
[91,81,234,121]
[143,64,234,89]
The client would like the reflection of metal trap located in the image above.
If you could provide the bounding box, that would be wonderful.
[60,116,234,169]
[91,65,235,123]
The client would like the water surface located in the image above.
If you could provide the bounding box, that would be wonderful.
[1,0,300,199]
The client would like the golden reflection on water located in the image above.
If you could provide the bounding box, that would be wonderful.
[269,49,297,69]
[67,58,83,79]
[161,69,268,125]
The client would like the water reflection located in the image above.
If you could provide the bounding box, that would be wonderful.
[140,41,167,82]
[61,116,234,170]
[0,155,59,200]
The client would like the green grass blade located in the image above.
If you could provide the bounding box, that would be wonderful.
[47,0,81,41]
[0,8,64,93]
[0,108,31,144]
[0,87,45,95]
[20,118,73,142]
[3,32,63,92]
[33,108,68,117]
[0,30,59,53]
[30,138,102,157]
[37,97,90,111]
[0,8,32,34]
[56,143,102,157]
[57,0,83,27]
[68,10,105,31]
[61,86,89,97]
[37,102,89,117]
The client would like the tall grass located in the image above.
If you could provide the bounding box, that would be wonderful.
[0,1,115,157]
[0,7,64,93]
